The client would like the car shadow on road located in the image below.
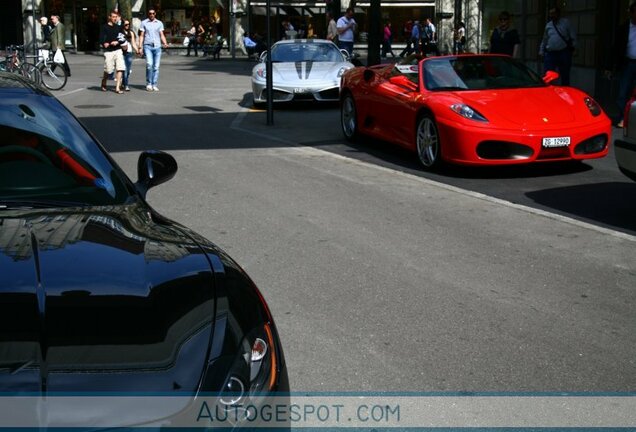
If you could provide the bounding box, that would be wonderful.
[526,182,636,234]
[178,59,255,77]
[442,161,593,179]
[238,92,340,110]
[317,134,595,180]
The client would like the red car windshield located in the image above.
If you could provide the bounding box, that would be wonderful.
[423,56,546,91]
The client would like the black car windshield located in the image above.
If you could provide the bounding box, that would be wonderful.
[270,42,345,62]
[0,92,132,207]
[423,56,546,91]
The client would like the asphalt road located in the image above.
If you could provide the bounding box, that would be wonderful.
[57,52,636,392]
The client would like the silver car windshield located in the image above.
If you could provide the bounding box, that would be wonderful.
[271,43,345,62]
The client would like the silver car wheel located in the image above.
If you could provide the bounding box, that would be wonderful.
[416,116,440,168]
[341,94,357,141]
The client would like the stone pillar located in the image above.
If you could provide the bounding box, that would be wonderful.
[22,0,42,56]
[462,0,480,53]
[436,0,453,55]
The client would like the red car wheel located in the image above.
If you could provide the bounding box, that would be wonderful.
[341,93,358,142]
[416,114,442,169]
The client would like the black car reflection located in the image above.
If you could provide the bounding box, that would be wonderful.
[0,72,288,428]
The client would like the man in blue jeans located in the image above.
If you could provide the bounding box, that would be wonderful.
[137,8,168,92]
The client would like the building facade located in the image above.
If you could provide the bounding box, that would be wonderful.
[3,0,630,113]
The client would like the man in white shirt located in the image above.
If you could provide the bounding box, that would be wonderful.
[137,8,168,91]
[539,7,576,86]
[422,17,438,55]
[337,8,356,56]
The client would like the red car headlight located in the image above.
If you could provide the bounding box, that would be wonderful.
[584,97,602,117]
[450,104,488,122]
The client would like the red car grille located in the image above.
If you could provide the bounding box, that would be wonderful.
[536,147,571,160]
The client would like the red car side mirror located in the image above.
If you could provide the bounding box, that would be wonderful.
[543,70,560,84]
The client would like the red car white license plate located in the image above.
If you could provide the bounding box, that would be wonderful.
[542,136,571,148]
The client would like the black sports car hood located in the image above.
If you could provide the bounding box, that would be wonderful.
[0,203,216,395]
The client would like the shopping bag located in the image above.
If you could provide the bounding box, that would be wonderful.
[38,49,50,62]
[53,49,64,63]
[183,36,190,47]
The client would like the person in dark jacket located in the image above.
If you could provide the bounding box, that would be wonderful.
[50,15,71,77]
[39,17,52,49]
[489,11,520,58]
[606,1,636,126]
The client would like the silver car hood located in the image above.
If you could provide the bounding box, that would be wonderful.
[271,61,350,83]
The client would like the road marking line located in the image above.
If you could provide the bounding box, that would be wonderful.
[55,88,85,97]
[231,109,636,243]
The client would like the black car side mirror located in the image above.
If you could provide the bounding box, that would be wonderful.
[135,150,177,198]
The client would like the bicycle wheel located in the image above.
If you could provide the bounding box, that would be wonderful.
[0,59,18,73]
[19,63,42,85]
[39,62,67,90]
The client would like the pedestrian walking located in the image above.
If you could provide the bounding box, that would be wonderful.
[454,21,466,54]
[336,8,357,57]
[422,17,438,56]
[50,15,71,77]
[39,17,52,49]
[399,20,414,57]
[410,20,421,55]
[326,12,338,43]
[605,1,636,127]
[490,11,520,57]
[99,10,126,93]
[137,8,168,92]
[382,20,396,58]
[186,21,204,56]
[121,19,138,91]
[539,7,576,86]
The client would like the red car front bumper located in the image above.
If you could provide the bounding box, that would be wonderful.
[436,116,611,166]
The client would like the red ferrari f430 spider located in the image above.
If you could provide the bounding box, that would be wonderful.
[339,54,611,170]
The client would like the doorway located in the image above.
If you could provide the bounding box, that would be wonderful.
[76,4,102,51]
[0,0,23,48]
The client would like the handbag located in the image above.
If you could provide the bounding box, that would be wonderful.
[53,49,64,63]
[183,36,190,47]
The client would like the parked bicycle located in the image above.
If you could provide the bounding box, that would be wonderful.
[0,45,67,90]
[22,47,68,91]
[0,45,40,84]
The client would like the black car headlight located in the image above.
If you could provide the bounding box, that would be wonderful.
[584,96,602,117]
[219,322,278,407]
[450,103,488,122]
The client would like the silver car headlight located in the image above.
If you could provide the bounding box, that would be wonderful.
[337,66,352,78]
[255,68,267,80]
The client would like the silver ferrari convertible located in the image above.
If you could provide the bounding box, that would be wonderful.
[251,39,354,104]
